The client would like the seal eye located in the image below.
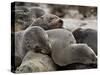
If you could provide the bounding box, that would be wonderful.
[50,17,54,20]
[49,17,55,22]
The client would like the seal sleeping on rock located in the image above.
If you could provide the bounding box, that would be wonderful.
[15,26,51,69]
[30,14,63,30]
[16,50,56,73]
[46,29,97,67]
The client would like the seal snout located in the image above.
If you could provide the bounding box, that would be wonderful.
[57,19,63,28]
[48,18,63,29]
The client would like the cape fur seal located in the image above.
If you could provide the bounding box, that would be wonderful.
[30,14,63,30]
[73,28,97,55]
[29,7,45,19]
[46,29,97,66]
[14,6,45,31]
[15,26,51,68]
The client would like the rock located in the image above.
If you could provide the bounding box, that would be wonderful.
[16,51,56,73]
[57,63,97,70]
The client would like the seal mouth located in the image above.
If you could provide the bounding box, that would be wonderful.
[34,45,51,55]
[41,45,51,55]
[41,49,50,55]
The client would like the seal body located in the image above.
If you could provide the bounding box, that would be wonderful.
[29,7,45,19]
[31,14,63,30]
[15,26,51,68]
[14,6,45,31]
[73,28,97,55]
[47,29,97,66]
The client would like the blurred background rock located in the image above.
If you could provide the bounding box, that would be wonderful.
[12,2,97,32]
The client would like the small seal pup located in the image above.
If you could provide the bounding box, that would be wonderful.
[46,29,97,66]
[15,26,51,68]
[16,50,56,73]
[30,14,63,30]
[72,28,97,55]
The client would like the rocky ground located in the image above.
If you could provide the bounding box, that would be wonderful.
[63,18,97,32]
